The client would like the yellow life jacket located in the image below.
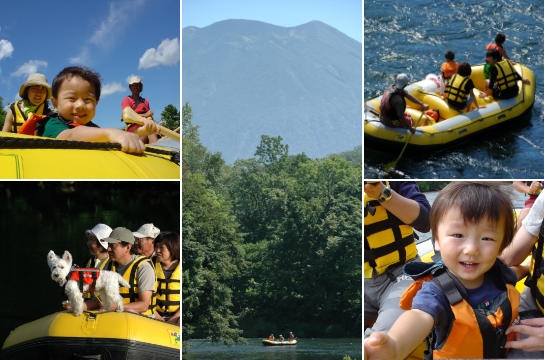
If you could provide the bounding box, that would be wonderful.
[111,255,156,316]
[494,60,519,91]
[445,74,470,108]
[525,222,544,313]
[401,260,519,359]
[9,101,45,133]
[364,186,417,278]
[154,261,180,316]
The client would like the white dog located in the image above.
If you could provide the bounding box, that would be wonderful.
[47,250,130,316]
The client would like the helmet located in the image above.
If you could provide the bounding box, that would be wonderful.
[395,73,410,89]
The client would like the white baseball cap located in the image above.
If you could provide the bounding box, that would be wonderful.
[127,75,142,85]
[133,223,160,239]
[85,223,113,249]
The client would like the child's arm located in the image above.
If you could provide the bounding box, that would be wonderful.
[365,309,434,360]
[56,126,146,155]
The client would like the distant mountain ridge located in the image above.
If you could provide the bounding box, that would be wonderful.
[182,19,362,163]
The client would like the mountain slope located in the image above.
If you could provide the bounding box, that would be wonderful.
[182,19,362,163]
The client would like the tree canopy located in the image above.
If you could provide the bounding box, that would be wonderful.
[182,103,362,350]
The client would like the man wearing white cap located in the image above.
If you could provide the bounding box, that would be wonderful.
[379,73,428,133]
[84,227,156,316]
[121,75,158,144]
[133,223,161,261]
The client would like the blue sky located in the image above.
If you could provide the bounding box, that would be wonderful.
[182,0,362,42]
[0,0,179,129]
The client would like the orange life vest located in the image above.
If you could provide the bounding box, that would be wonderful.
[400,260,519,359]
[441,61,458,80]
[68,267,101,295]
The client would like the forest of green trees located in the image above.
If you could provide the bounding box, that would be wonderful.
[182,103,362,350]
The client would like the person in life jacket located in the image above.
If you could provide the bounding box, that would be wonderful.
[121,76,159,144]
[445,62,480,112]
[83,227,156,316]
[33,66,160,155]
[133,223,161,262]
[501,191,544,358]
[365,182,519,360]
[81,223,113,300]
[364,181,431,339]
[482,49,530,100]
[379,73,429,133]
[2,73,53,133]
[153,232,180,324]
[440,50,458,85]
[484,33,511,80]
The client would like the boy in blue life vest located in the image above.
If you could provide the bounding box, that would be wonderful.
[365,182,520,360]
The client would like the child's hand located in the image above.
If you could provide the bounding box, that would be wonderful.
[114,131,146,154]
[364,332,397,360]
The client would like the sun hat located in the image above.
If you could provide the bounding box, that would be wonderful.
[127,75,142,85]
[394,73,410,89]
[85,223,113,250]
[19,73,52,98]
[133,223,161,239]
[104,227,135,245]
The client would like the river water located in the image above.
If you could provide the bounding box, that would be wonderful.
[184,338,361,360]
[363,0,544,178]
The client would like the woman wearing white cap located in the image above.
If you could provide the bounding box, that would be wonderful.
[121,75,158,144]
[3,73,53,133]
[84,223,113,269]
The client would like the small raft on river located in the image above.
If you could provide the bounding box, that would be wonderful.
[262,339,297,346]
[0,310,180,360]
[364,63,535,150]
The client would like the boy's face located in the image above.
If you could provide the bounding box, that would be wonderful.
[434,206,504,289]
[52,75,97,125]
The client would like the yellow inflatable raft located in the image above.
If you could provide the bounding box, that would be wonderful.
[1,311,180,360]
[0,132,180,179]
[364,63,535,149]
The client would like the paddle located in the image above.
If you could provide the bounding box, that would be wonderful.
[122,107,180,142]
[384,111,425,172]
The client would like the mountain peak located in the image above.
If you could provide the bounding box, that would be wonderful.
[182,19,362,163]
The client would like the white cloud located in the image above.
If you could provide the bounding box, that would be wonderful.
[102,82,125,97]
[138,38,179,69]
[72,0,146,64]
[11,60,48,77]
[0,39,14,61]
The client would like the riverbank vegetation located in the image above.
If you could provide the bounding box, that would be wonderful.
[182,103,362,348]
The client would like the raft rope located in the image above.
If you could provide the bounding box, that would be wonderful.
[0,137,180,165]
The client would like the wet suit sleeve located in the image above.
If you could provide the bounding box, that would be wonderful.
[391,182,431,232]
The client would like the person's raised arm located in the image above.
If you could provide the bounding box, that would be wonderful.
[365,309,433,360]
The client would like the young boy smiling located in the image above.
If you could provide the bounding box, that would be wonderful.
[38,66,159,155]
[364,182,520,359]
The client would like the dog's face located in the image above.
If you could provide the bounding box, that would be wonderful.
[48,250,73,283]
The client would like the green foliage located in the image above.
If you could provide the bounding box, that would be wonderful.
[0,97,6,129]
[182,102,362,346]
[330,145,362,167]
[159,104,180,131]
[416,181,449,192]
[229,136,362,337]
[182,103,243,348]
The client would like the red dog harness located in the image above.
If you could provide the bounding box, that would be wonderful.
[67,267,101,294]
